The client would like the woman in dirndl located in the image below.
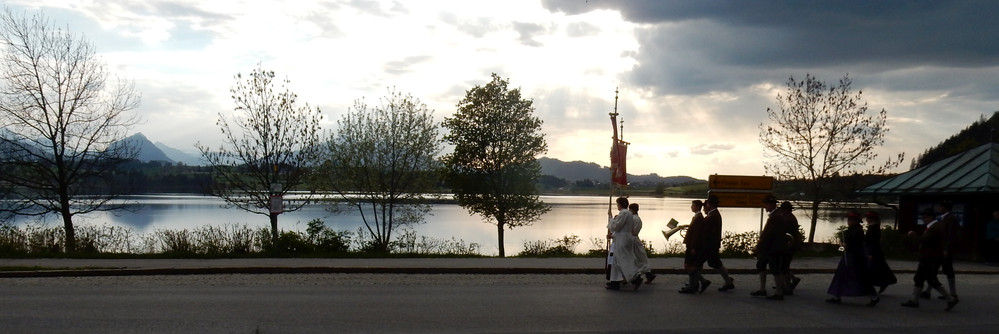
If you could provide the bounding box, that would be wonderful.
[826,211,879,306]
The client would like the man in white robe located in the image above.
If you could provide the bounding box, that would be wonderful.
[630,203,655,283]
[606,197,643,290]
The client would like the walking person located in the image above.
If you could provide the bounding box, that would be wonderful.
[605,197,643,290]
[864,211,897,293]
[629,203,656,284]
[680,200,708,293]
[751,195,790,300]
[902,208,959,311]
[779,201,802,295]
[826,211,879,306]
[937,201,960,301]
[702,195,735,291]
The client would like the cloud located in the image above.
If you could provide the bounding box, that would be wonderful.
[690,144,736,155]
[384,55,433,75]
[513,22,545,47]
[544,1,999,95]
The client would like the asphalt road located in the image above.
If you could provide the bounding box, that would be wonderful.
[2,273,997,334]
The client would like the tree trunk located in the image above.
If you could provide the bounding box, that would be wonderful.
[60,186,75,253]
[808,200,821,244]
[62,207,75,253]
[269,212,279,245]
[497,222,506,257]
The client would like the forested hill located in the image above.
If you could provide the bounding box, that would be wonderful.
[539,157,702,186]
[912,111,999,169]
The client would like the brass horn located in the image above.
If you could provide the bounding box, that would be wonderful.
[662,225,688,240]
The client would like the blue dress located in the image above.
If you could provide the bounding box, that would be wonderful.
[827,225,875,297]
[865,227,897,289]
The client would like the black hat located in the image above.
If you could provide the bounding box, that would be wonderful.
[779,201,793,211]
[762,195,778,204]
[920,208,936,217]
[706,195,720,205]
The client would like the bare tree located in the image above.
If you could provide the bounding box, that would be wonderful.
[442,73,550,257]
[197,65,322,245]
[0,8,141,253]
[760,74,903,243]
[318,89,442,252]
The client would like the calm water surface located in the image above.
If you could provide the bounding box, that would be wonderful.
[14,195,894,256]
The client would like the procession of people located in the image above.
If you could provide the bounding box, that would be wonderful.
[604,195,959,311]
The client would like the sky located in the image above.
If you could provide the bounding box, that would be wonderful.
[6,0,999,179]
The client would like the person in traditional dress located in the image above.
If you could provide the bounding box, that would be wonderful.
[826,211,879,306]
[751,195,790,300]
[864,211,897,294]
[902,208,959,311]
[935,201,960,301]
[701,195,735,291]
[629,203,656,284]
[779,201,802,295]
[680,200,707,293]
[605,197,643,290]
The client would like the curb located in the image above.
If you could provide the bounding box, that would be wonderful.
[10,267,990,278]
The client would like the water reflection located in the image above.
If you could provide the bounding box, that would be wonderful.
[11,195,894,256]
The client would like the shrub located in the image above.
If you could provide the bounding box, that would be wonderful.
[586,237,608,257]
[156,229,196,254]
[720,230,758,257]
[305,219,351,253]
[518,234,581,257]
[390,229,480,255]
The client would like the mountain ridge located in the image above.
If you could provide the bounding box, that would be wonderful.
[538,157,703,185]
[122,133,704,184]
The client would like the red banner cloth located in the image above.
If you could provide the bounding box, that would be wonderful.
[611,141,628,186]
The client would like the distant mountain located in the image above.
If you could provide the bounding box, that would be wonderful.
[539,157,702,186]
[112,133,174,163]
[154,142,204,166]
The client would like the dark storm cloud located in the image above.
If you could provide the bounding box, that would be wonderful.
[543,0,999,95]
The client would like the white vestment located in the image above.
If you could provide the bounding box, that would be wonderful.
[632,213,650,274]
[607,208,641,281]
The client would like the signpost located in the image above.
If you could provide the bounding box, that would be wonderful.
[707,174,774,232]
[708,175,773,191]
[707,175,774,208]
[705,191,774,208]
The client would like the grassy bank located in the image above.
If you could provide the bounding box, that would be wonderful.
[0,218,874,260]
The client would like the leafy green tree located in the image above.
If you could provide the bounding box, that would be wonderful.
[442,73,550,257]
[318,89,442,252]
[760,74,902,243]
[0,8,140,252]
[197,65,322,244]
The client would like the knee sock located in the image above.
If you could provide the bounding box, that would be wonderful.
[947,276,957,298]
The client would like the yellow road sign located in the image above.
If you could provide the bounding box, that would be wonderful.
[708,175,774,190]
[706,191,773,208]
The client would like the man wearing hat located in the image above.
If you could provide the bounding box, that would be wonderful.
[680,199,708,293]
[780,201,803,295]
[702,195,735,291]
[902,208,958,311]
[751,195,791,300]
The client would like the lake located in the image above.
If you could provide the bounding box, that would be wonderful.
[11,194,894,255]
